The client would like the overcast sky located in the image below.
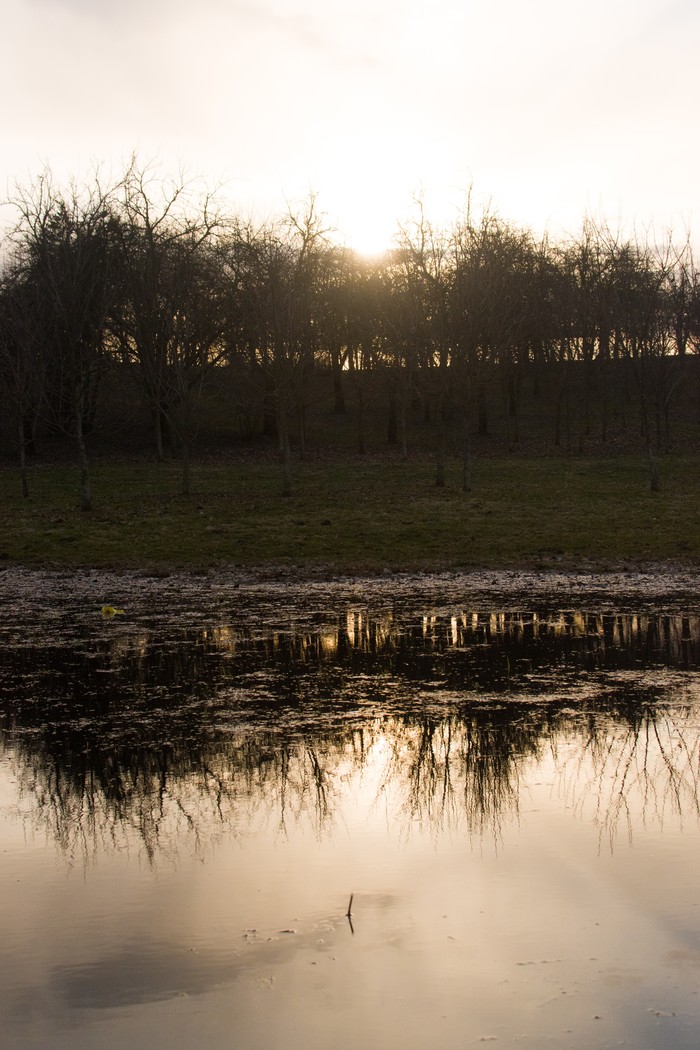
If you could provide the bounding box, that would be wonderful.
[2,0,698,251]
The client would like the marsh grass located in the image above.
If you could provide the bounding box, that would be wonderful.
[1,454,698,572]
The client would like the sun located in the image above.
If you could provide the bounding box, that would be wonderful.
[313,132,410,258]
[317,156,467,259]
[333,192,400,257]
[321,162,403,257]
[308,120,470,258]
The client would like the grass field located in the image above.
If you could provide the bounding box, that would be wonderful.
[0,452,698,573]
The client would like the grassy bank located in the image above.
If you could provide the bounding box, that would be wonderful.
[1,454,698,573]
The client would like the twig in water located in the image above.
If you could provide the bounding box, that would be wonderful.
[345,893,355,935]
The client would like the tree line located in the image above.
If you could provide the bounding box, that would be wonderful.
[1,161,699,506]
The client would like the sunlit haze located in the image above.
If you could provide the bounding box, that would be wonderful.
[2,0,699,246]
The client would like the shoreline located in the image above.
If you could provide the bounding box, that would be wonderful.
[0,559,697,606]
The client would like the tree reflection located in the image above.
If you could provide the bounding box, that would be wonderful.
[561,682,700,848]
[8,726,361,866]
[378,711,532,842]
[1,603,699,864]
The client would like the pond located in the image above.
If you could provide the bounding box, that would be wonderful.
[1,567,699,1049]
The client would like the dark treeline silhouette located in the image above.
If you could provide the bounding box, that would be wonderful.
[2,161,700,501]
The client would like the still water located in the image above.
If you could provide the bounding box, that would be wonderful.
[1,568,699,1049]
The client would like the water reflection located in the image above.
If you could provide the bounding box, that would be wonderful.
[1,597,699,864]
[2,577,700,1050]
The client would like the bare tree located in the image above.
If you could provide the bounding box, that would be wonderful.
[605,228,671,490]
[235,196,332,496]
[0,258,47,496]
[110,160,226,494]
[7,169,120,510]
[397,200,455,486]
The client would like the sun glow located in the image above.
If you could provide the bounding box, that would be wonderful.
[334,194,400,257]
[329,179,470,258]
[311,126,416,258]
[314,125,474,258]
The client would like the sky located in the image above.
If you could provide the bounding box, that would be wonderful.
[2,0,699,252]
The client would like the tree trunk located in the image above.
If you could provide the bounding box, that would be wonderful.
[600,359,608,443]
[263,389,277,438]
[554,385,563,447]
[298,402,307,460]
[638,373,661,493]
[332,354,345,414]
[75,390,92,512]
[399,371,408,461]
[565,385,572,453]
[387,384,398,446]
[435,394,447,488]
[477,384,488,436]
[180,405,192,497]
[647,437,661,492]
[462,414,472,493]
[278,397,292,497]
[18,415,29,499]
[153,403,165,461]
[435,449,446,487]
[357,378,366,455]
[22,412,38,458]
[181,439,191,497]
[508,372,520,447]
[434,365,449,487]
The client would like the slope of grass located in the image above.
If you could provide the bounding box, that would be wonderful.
[0,454,698,573]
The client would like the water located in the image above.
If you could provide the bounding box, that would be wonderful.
[1,568,699,1049]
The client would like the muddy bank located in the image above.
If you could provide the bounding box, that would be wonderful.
[0,563,697,625]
